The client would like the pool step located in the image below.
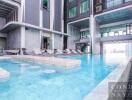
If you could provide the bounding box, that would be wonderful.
[0,68,10,82]
[11,55,81,69]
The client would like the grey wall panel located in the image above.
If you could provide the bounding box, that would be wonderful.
[68,25,80,49]
[54,34,62,49]
[54,0,62,32]
[25,29,41,51]
[43,9,50,29]
[7,28,21,49]
[0,17,6,29]
[25,0,40,26]
[0,37,6,49]
[0,33,7,38]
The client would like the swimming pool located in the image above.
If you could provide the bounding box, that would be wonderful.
[0,54,124,100]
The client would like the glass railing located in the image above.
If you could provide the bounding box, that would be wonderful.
[102,30,132,37]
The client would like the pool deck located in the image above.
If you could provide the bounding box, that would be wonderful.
[10,55,81,69]
[125,59,132,99]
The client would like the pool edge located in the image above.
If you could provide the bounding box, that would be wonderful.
[84,57,132,100]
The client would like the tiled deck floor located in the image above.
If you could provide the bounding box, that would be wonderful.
[125,60,132,100]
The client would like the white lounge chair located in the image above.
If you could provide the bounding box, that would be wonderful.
[71,49,78,54]
[65,49,71,54]
[5,50,19,55]
[56,49,63,54]
[77,49,82,54]
[47,49,54,54]
[33,49,42,55]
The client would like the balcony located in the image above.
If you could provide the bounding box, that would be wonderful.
[0,0,19,30]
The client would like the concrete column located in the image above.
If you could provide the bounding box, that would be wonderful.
[89,0,101,54]
[39,0,43,27]
[61,0,64,33]
[61,0,64,50]
[61,35,64,50]
[51,34,54,50]
[19,0,25,55]
[90,15,96,54]
[39,0,43,49]
[20,26,25,55]
[90,15,102,54]
[19,0,25,22]
[50,0,55,50]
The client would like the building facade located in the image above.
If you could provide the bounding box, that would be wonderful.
[66,0,132,54]
[0,0,66,54]
[0,0,132,54]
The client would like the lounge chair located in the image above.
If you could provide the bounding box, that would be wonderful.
[64,49,71,54]
[5,50,20,55]
[46,49,54,54]
[77,49,83,54]
[23,49,33,55]
[55,49,63,55]
[33,49,43,55]
[71,49,78,54]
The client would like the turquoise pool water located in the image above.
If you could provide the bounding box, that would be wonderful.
[0,54,121,100]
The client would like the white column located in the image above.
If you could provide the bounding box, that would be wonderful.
[90,0,101,54]
[19,0,25,22]
[90,15,96,54]
[61,0,64,33]
[39,0,43,49]
[39,0,43,27]
[20,0,25,55]
[20,26,25,55]
[61,0,64,50]
[50,0,55,50]
[50,0,55,30]
[51,34,55,50]
[18,6,21,22]
[90,15,101,54]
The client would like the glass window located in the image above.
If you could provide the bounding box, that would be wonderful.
[103,33,108,37]
[109,32,114,36]
[43,0,49,8]
[114,32,119,36]
[69,7,77,18]
[106,0,122,8]
[80,0,89,13]
[69,0,75,2]
[123,31,127,35]
[119,31,123,35]
[80,31,89,39]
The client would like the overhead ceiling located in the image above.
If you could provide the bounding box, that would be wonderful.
[70,19,89,29]
[0,0,17,18]
[96,7,132,25]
